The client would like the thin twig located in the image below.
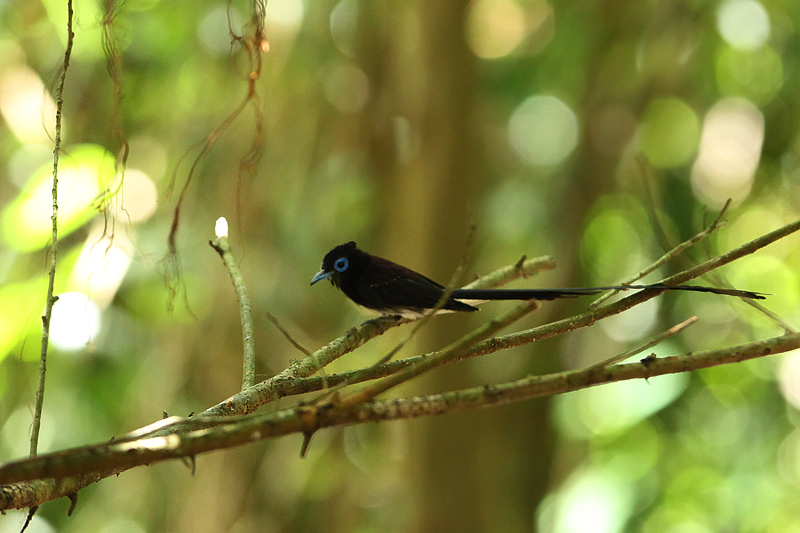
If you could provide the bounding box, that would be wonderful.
[265,311,312,357]
[587,201,730,310]
[659,218,800,285]
[582,316,698,371]
[31,0,75,458]
[633,176,791,333]
[336,300,541,407]
[740,300,796,333]
[372,225,478,368]
[209,217,256,390]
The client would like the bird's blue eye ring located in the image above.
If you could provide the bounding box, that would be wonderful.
[334,257,349,272]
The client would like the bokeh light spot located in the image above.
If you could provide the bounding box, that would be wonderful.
[112,169,158,224]
[265,0,305,28]
[716,45,783,104]
[777,429,800,487]
[691,98,763,208]
[128,136,169,183]
[778,351,800,411]
[556,373,689,437]
[508,95,578,166]
[323,61,370,113]
[466,0,527,59]
[8,144,52,189]
[580,204,647,285]
[197,6,244,55]
[638,97,699,168]
[725,208,793,259]
[330,0,360,58]
[50,292,101,351]
[0,66,58,144]
[717,0,770,51]
[0,283,40,362]
[727,255,798,316]
[600,297,658,342]
[547,468,634,533]
[70,234,134,309]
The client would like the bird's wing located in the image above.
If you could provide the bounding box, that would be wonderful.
[356,256,475,312]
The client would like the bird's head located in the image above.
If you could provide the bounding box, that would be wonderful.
[310,241,361,287]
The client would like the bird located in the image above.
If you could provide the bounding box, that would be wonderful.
[310,241,766,317]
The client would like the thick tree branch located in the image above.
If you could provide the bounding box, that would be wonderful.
[1,332,798,491]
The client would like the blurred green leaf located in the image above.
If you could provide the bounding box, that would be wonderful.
[1,144,115,252]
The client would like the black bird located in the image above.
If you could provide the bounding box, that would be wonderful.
[310,241,766,317]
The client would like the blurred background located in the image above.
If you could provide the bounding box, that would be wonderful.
[1,0,800,531]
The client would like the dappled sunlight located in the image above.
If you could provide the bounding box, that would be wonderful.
[539,467,635,533]
[554,373,689,437]
[1,144,116,252]
[0,65,57,144]
[49,292,101,351]
[69,231,134,309]
[110,168,158,224]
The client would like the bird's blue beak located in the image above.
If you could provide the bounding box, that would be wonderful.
[310,270,332,286]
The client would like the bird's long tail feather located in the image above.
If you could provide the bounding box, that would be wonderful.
[450,285,766,301]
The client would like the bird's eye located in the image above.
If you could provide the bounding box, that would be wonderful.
[333,257,349,272]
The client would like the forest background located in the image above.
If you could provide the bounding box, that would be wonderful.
[1,0,800,532]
